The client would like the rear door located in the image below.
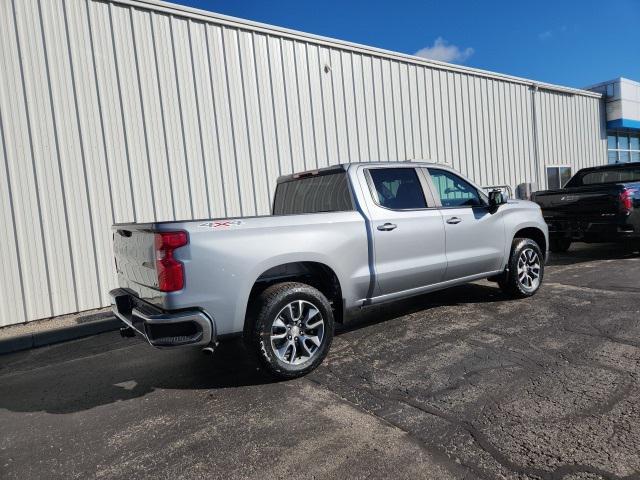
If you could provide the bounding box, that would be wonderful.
[426,168,506,281]
[357,166,447,296]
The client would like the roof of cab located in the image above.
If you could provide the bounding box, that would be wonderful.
[276,160,442,183]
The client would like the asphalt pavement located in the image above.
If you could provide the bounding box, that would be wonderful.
[1,244,639,480]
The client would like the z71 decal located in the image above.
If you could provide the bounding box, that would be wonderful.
[199,220,244,229]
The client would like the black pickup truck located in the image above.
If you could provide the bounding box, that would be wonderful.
[532,162,640,252]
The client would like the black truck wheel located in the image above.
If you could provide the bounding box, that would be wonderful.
[498,238,545,298]
[249,282,334,379]
[549,238,571,253]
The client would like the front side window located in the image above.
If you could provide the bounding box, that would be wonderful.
[367,168,427,209]
[427,168,483,207]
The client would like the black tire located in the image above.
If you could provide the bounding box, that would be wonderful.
[249,282,334,379]
[549,238,571,253]
[498,238,545,298]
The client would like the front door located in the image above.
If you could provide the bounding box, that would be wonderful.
[426,168,506,281]
[357,166,447,297]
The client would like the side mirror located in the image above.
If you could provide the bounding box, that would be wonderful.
[489,190,506,207]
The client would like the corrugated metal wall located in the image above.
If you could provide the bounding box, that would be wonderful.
[0,0,607,326]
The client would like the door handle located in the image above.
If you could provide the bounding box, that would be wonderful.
[446,217,462,225]
[377,223,397,231]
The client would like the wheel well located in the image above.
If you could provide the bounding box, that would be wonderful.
[514,227,547,253]
[244,262,344,334]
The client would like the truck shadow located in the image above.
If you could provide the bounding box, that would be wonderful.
[3,242,634,416]
[0,283,509,415]
[547,242,639,267]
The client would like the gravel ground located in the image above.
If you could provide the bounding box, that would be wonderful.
[1,243,639,480]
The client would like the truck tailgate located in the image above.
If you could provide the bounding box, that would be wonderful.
[113,224,158,290]
[533,187,621,218]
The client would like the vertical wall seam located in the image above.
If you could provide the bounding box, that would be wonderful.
[235,29,259,215]
[85,0,116,224]
[328,49,341,162]
[251,33,272,207]
[316,46,331,167]
[0,101,28,322]
[149,12,177,219]
[379,60,390,159]
[406,65,415,157]
[11,0,54,316]
[168,14,195,217]
[427,69,438,162]
[389,62,400,159]
[399,63,408,158]
[414,67,424,158]
[264,37,283,178]
[339,52,352,162]
[304,43,319,168]
[203,24,228,217]
[62,0,103,305]
[277,37,295,173]
[466,76,476,181]
[36,0,79,311]
[349,52,362,162]
[129,6,158,220]
[291,41,308,170]
[359,55,371,161]
[187,20,212,218]
[369,58,381,161]
[107,2,138,221]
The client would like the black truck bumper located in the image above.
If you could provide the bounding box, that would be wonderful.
[547,219,638,243]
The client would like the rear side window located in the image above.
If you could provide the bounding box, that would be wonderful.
[428,168,483,207]
[273,172,354,215]
[576,168,640,186]
[368,168,427,209]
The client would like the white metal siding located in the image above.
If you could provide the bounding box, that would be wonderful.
[0,0,606,326]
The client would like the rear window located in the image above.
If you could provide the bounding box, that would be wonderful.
[273,172,354,215]
[567,167,640,187]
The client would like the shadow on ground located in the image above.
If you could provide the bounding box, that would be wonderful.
[0,242,635,417]
[0,281,512,415]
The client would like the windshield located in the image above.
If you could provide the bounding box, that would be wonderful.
[565,166,640,187]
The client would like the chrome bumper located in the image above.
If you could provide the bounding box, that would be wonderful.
[109,289,216,348]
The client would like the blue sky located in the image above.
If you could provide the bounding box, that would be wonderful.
[171,0,639,89]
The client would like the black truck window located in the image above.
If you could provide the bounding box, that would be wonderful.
[273,172,354,215]
[567,167,640,187]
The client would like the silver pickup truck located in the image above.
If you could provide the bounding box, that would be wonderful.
[111,162,548,378]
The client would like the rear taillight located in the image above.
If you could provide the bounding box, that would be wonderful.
[619,189,634,215]
[155,231,188,292]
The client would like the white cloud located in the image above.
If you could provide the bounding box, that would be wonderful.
[414,37,474,64]
[538,30,553,40]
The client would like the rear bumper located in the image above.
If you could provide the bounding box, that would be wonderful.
[109,288,216,348]
[546,218,638,242]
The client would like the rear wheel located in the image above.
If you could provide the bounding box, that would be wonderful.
[549,238,571,253]
[498,238,544,298]
[249,282,334,379]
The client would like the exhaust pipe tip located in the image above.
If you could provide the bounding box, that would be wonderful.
[120,327,136,338]
[202,346,215,355]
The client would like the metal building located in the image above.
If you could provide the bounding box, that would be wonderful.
[0,0,607,326]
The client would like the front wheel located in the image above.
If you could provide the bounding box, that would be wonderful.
[249,282,334,379]
[498,238,545,298]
